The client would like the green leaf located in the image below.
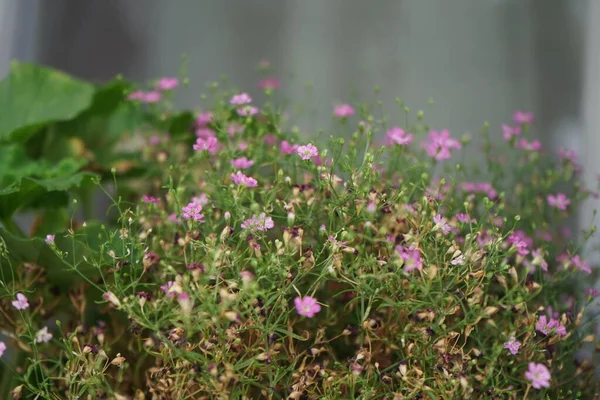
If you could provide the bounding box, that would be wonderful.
[0,61,95,142]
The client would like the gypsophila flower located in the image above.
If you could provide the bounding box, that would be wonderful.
[231,171,258,187]
[525,363,551,390]
[502,124,521,141]
[12,293,29,310]
[230,92,252,105]
[182,201,205,222]
[396,246,423,272]
[241,213,274,232]
[280,140,299,155]
[231,157,254,169]
[195,127,216,138]
[503,337,521,355]
[450,254,465,266]
[297,143,319,160]
[530,248,548,272]
[161,281,176,297]
[258,77,280,90]
[193,136,220,154]
[195,111,213,126]
[141,91,161,103]
[35,326,53,343]
[433,214,451,235]
[294,296,321,318]
[333,104,355,118]
[423,129,461,161]
[547,193,570,210]
[0,342,5,358]
[155,77,178,91]
[585,287,600,299]
[536,315,567,337]
[386,127,413,146]
[513,110,535,125]
[516,138,541,151]
[45,234,55,245]
[237,106,259,117]
[142,195,160,204]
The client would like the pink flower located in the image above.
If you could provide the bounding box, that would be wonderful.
[294,296,321,318]
[547,193,570,210]
[195,112,213,126]
[195,127,216,138]
[0,342,5,358]
[227,123,244,136]
[103,291,121,307]
[503,337,521,355]
[280,140,299,155]
[516,138,541,151]
[182,201,205,222]
[155,77,178,91]
[508,233,529,256]
[230,93,252,105]
[35,326,53,343]
[455,213,475,224]
[237,106,259,117]
[558,147,578,163]
[231,171,258,187]
[127,90,145,101]
[297,143,319,160]
[502,124,521,141]
[525,363,551,390]
[142,91,161,103]
[386,127,414,146]
[396,246,423,272]
[142,195,160,204]
[45,234,55,245]
[571,255,591,274]
[585,288,599,299]
[264,134,277,146]
[238,141,248,150]
[433,214,451,235]
[192,194,210,206]
[422,129,461,161]
[536,315,567,336]
[241,213,274,232]
[530,248,548,272]
[513,110,535,125]
[149,135,161,146]
[231,157,254,169]
[258,77,280,90]
[193,137,220,154]
[333,104,355,118]
[12,293,29,310]
[160,281,176,297]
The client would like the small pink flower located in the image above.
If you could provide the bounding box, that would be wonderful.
[227,123,244,136]
[230,93,252,105]
[182,201,205,222]
[297,143,319,160]
[149,135,161,146]
[547,193,570,210]
[155,77,178,91]
[386,127,413,146]
[516,138,541,151]
[508,233,529,256]
[142,195,160,204]
[280,140,299,155]
[294,296,321,318]
[142,91,162,103]
[45,234,55,245]
[264,134,277,146]
[558,147,578,163]
[525,363,551,390]
[433,214,451,235]
[585,288,599,299]
[536,315,567,336]
[12,293,29,310]
[231,157,254,169]
[396,246,423,272]
[195,127,216,138]
[571,254,591,274]
[237,106,259,117]
[35,326,53,343]
[503,336,521,355]
[334,104,355,118]
[168,213,180,224]
[241,213,274,232]
[422,129,461,161]
[193,137,220,154]
[231,171,258,187]
[502,124,521,141]
[195,112,213,126]
[455,213,475,224]
[127,90,145,101]
[513,110,535,125]
[0,342,5,358]
[258,77,280,90]
[238,141,248,150]
[160,281,176,297]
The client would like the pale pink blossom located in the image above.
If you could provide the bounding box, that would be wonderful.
[241,213,274,232]
[155,77,178,91]
[231,171,258,187]
[386,127,413,146]
[280,140,299,155]
[503,337,521,355]
[547,193,570,210]
[237,106,259,117]
[525,363,550,390]
[513,110,535,125]
[297,143,319,160]
[333,104,355,118]
[193,137,220,154]
[258,77,280,90]
[422,129,461,161]
[294,296,321,318]
[230,93,252,105]
[12,293,29,310]
[231,157,254,169]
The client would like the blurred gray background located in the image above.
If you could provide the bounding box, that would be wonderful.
[1,0,599,237]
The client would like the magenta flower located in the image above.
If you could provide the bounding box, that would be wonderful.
[297,143,318,160]
[142,195,160,204]
[160,281,176,297]
[280,140,299,155]
[230,93,252,105]
[386,127,414,146]
[516,138,541,151]
[45,234,55,245]
[422,129,461,161]
[231,157,254,169]
[0,341,5,358]
[433,214,451,235]
[571,254,591,274]
[396,246,423,272]
[503,336,521,355]
[333,104,355,118]
[264,134,277,146]
[142,91,161,103]
[241,213,275,232]
[238,141,248,150]
[195,127,216,138]
[193,136,220,154]
[195,112,213,126]
[12,293,29,310]
[547,193,570,210]
[155,77,178,91]
[231,171,258,187]
[237,106,259,117]
[525,363,550,390]
[513,110,535,125]
[294,296,321,318]
[258,77,280,90]
[502,124,521,141]
[227,123,244,136]
[536,315,567,337]
[182,201,205,223]
[35,326,53,343]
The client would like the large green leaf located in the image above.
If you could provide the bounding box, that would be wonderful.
[0,61,95,142]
